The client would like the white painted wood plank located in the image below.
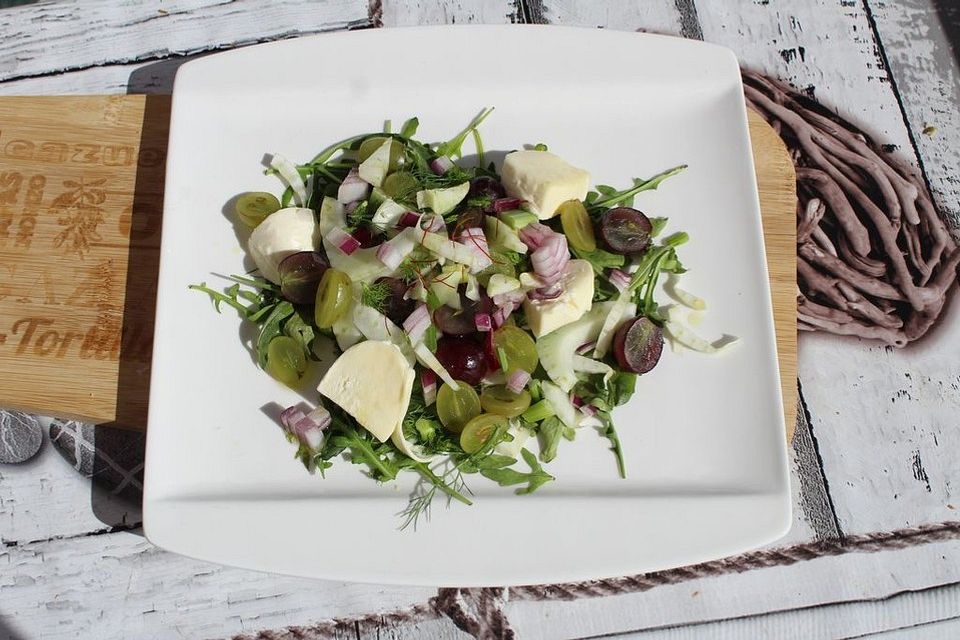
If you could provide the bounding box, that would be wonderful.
[608,582,960,639]
[532,0,685,35]
[0,421,140,544]
[860,616,960,639]
[506,538,960,639]
[868,0,960,230]
[377,0,519,26]
[0,0,370,82]
[697,0,960,536]
[0,530,441,640]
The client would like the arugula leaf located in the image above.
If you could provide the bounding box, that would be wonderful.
[189,282,250,316]
[331,427,399,482]
[649,216,669,238]
[481,449,554,495]
[570,245,625,274]
[588,165,687,212]
[596,411,626,479]
[435,107,494,159]
[283,308,316,356]
[538,416,564,463]
[256,301,294,368]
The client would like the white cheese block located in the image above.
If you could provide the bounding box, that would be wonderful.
[247,207,318,284]
[317,340,415,442]
[501,150,590,219]
[522,259,594,338]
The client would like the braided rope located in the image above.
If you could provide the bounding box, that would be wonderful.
[224,521,960,640]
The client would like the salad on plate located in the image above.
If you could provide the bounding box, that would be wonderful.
[191,109,735,528]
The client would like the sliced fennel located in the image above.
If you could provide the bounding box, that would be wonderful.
[541,380,580,428]
[537,302,615,392]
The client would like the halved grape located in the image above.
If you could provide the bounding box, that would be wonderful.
[382,171,419,201]
[358,137,403,171]
[600,207,653,255]
[432,293,490,336]
[491,326,538,374]
[235,192,280,228]
[435,337,488,386]
[376,276,416,325]
[436,382,481,434]
[278,251,329,305]
[314,269,352,329]
[460,413,508,454]
[265,335,307,386]
[613,316,664,374]
[558,199,597,252]
[480,385,531,418]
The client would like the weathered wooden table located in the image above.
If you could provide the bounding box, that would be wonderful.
[1,2,959,639]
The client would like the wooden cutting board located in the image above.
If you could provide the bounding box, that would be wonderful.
[0,97,797,437]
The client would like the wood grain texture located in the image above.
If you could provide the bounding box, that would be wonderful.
[0,96,161,424]
[0,0,370,83]
[748,108,797,439]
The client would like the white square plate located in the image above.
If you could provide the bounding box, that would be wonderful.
[145,25,790,586]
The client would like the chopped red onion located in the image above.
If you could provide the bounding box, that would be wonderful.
[326,227,361,255]
[491,197,524,213]
[608,268,631,293]
[492,303,516,328]
[576,340,597,355]
[530,234,569,286]
[475,312,493,332]
[580,404,598,418]
[518,222,553,251]
[528,283,563,301]
[492,289,526,308]
[398,211,421,228]
[430,156,455,175]
[376,229,416,269]
[402,303,431,344]
[570,394,584,408]
[457,226,491,263]
[506,369,530,394]
[419,213,446,233]
[337,167,369,204]
[280,404,331,451]
[421,369,438,406]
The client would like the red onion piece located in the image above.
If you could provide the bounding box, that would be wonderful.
[492,303,516,328]
[608,268,631,293]
[280,405,330,451]
[326,227,361,255]
[576,340,597,355]
[570,394,584,408]
[430,156,454,175]
[376,230,416,270]
[475,312,493,332]
[398,211,421,228]
[403,303,431,344]
[528,282,564,301]
[506,369,530,394]
[518,222,554,251]
[337,168,370,204]
[492,289,526,308]
[492,197,524,213]
[419,213,446,233]
[421,369,438,406]
[530,235,569,286]
[580,404,598,418]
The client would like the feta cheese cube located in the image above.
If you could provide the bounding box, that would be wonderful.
[501,150,591,219]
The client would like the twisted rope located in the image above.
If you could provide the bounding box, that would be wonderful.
[742,70,959,346]
[225,521,960,640]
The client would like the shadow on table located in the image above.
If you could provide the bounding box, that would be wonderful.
[0,616,27,640]
[933,0,960,67]
[74,62,188,531]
